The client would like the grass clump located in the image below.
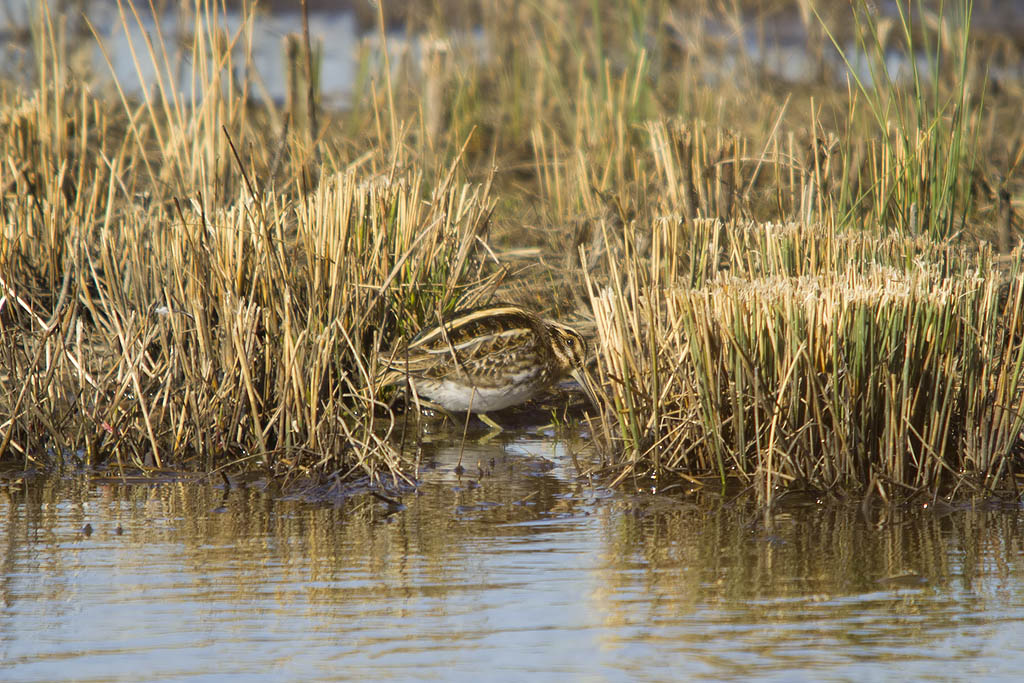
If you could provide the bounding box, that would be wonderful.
[575,0,1024,503]
[0,4,499,485]
[590,220,1024,502]
[0,114,496,484]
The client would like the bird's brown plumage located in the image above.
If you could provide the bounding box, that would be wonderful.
[378,304,596,415]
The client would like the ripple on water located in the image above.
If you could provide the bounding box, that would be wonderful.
[2,438,1024,680]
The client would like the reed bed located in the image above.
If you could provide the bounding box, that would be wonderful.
[587,216,1024,502]
[570,0,1024,501]
[1,129,497,483]
[2,0,1023,500]
[0,5,500,484]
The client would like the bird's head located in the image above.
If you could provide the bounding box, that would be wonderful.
[549,324,599,409]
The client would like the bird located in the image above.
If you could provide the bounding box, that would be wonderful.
[377,303,599,430]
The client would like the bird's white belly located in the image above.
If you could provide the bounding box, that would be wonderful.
[414,377,544,412]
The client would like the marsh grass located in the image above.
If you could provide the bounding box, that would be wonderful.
[588,216,1024,502]
[520,0,1024,503]
[0,2,499,485]
[0,87,498,483]
[819,0,981,238]
[578,44,1024,501]
[2,0,1022,500]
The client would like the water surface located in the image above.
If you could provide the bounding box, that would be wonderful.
[2,437,1023,681]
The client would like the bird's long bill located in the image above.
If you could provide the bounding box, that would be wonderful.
[570,367,601,411]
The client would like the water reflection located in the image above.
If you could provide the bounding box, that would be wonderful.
[2,441,1023,680]
[594,499,1024,678]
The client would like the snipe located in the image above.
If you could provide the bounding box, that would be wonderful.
[378,304,598,430]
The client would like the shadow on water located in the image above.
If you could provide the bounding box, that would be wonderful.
[1,436,1024,680]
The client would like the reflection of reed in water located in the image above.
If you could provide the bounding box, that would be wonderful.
[586,498,1018,673]
[3,477,1023,677]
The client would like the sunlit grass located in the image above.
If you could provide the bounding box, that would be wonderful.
[587,216,1024,502]
[0,1,498,485]
[1,0,1022,500]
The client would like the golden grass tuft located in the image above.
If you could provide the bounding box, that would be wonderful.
[0,82,498,484]
[586,214,1024,503]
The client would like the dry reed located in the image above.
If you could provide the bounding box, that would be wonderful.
[586,214,1024,503]
[2,0,1023,502]
[0,3,499,485]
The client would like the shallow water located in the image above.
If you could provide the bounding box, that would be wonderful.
[2,2,1024,104]
[2,437,1024,681]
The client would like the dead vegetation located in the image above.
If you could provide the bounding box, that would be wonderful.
[2,0,1023,502]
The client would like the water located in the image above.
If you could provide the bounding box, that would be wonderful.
[2,2,1024,106]
[2,437,1024,681]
